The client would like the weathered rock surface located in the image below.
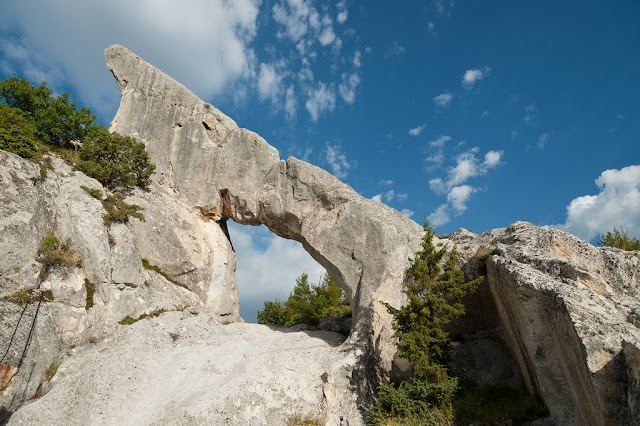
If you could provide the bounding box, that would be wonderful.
[6,313,352,426]
[105,44,424,395]
[0,152,239,413]
[452,222,640,425]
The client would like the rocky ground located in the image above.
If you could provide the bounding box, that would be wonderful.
[5,313,352,426]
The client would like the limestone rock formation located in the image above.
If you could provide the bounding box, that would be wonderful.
[104,44,424,395]
[6,313,351,426]
[0,151,239,414]
[452,222,640,425]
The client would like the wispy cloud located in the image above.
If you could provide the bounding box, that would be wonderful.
[425,135,451,169]
[401,208,415,218]
[409,123,428,136]
[338,72,360,104]
[555,165,640,241]
[325,143,351,179]
[386,41,406,57]
[305,82,336,121]
[433,92,453,107]
[462,66,490,88]
[537,132,551,149]
[379,179,394,186]
[523,104,536,124]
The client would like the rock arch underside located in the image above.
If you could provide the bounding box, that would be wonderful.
[1,45,639,425]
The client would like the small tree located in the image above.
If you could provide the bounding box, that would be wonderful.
[597,227,640,251]
[368,221,483,425]
[257,273,351,326]
[76,127,155,191]
[0,104,39,158]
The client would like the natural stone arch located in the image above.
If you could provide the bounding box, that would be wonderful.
[105,44,423,386]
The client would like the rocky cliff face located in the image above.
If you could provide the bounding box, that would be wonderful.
[452,222,640,425]
[1,44,639,425]
[0,150,239,414]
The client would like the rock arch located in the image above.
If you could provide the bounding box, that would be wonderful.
[105,44,423,383]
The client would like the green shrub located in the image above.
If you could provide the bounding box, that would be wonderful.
[80,185,103,200]
[102,193,145,225]
[36,234,81,274]
[0,77,96,147]
[84,279,95,310]
[597,227,640,251]
[286,414,325,426]
[43,363,60,382]
[0,104,39,158]
[368,221,483,425]
[75,128,155,191]
[257,273,351,327]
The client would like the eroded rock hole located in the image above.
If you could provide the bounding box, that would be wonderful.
[227,222,352,337]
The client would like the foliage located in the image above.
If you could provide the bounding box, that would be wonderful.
[257,273,351,326]
[84,279,95,310]
[368,221,483,425]
[43,289,54,302]
[75,128,155,191]
[0,103,39,158]
[0,77,97,147]
[452,382,548,425]
[102,193,145,225]
[36,234,81,274]
[118,308,167,325]
[4,289,33,305]
[43,363,60,382]
[286,414,325,426]
[80,185,103,200]
[141,258,188,290]
[597,227,640,251]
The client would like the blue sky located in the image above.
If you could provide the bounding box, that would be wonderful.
[2,1,639,321]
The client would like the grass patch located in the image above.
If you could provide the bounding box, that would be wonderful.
[84,279,95,310]
[36,234,81,276]
[141,258,189,290]
[453,382,548,425]
[43,289,54,302]
[4,289,33,305]
[118,308,167,325]
[43,363,59,382]
[286,414,325,426]
[38,156,53,181]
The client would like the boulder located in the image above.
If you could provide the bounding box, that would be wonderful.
[452,221,640,425]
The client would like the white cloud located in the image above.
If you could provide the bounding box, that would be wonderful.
[305,82,336,121]
[386,41,406,57]
[336,1,348,24]
[284,85,297,120]
[325,143,351,179]
[272,0,311,42]
[257,62,284,101]
[318,15,336,46]
[428,147,504,225]
[537,132,551,149]
[462,66,490,88]
[447,185,476,213]
[228,222,325,322]
[397,193,408,202]
[425,135,451,169]
[428,204,450,227]
[427,21,436,34]
[511,130,519,139]
[353,50,361,68]
[523,104,536,124]
[372,194,382,202]
[409,123,428,136]
[338,72,360,104]
[556,165,640,241]
[0,0,261,118]
[379,179,394,186]
[401,208,415,218]
[432,92,453,107]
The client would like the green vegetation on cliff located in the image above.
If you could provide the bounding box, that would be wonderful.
[597,227,640,251]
